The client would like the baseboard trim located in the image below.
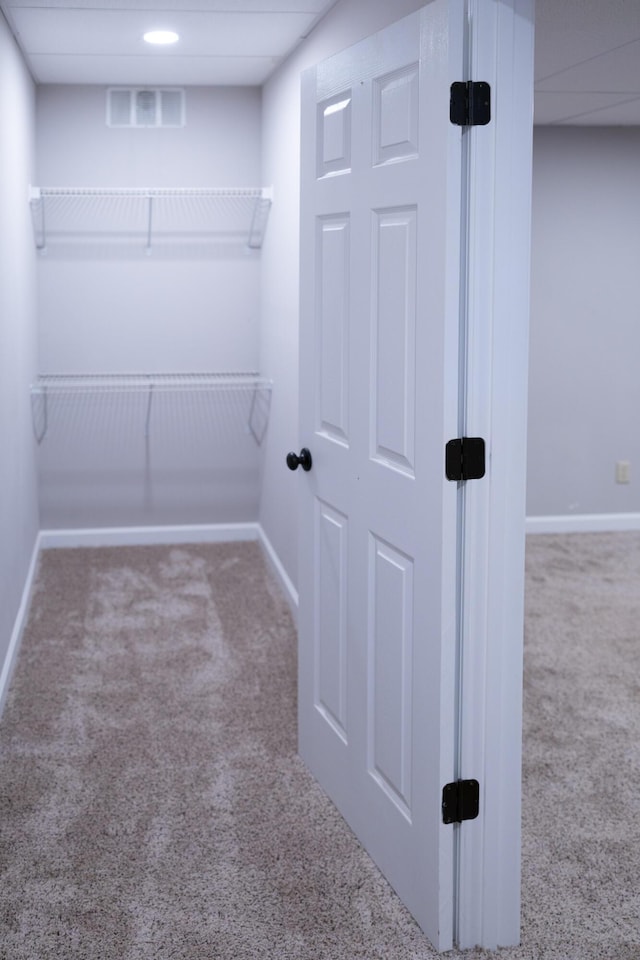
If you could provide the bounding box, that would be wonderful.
[0,533,41,716]
[526,513,640,534]
[39,523,261,549]
[257,526,299,625]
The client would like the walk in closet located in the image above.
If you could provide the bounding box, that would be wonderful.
[33,85,271,529]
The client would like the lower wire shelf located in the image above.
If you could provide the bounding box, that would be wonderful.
[30,372,273,446]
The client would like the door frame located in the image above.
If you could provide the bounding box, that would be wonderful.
[455,0,534,949]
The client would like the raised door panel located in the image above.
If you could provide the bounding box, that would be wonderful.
[316,216,350,446]
[368,534,414,822]
[314,499,348,742]
[316,92,352,178]
[373,64,420,166]
[370,207,417,477]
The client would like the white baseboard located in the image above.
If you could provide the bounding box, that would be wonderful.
[39,522,261,549]
[0,533,41,715]
[526,513,640,534]
[258,526,299,625]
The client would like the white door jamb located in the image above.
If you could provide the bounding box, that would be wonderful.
[455,0,534,949]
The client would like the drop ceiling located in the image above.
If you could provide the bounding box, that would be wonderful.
[0,1,340,86]
[535,0,640,124]
[1,0,640,124]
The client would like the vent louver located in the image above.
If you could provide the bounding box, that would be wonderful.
[107,88,185,128]
[136,89,157,126]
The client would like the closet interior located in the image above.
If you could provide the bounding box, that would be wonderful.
[32,85,272,530]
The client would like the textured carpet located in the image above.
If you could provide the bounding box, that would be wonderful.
[519,533,640,960]
[0,535,639,958]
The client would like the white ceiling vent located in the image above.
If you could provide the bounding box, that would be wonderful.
[107,88,185,128]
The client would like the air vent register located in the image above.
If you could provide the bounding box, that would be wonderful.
[107,88,185,128]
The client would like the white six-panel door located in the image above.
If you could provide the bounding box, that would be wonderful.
[298,4,465,950]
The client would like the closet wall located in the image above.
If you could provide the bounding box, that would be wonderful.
[35,85,264,529]
[528,127,640,521]
[0,13,39,689]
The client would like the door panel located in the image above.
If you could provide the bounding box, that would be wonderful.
[371,206,417,474]
[368,534,414,820]
[317,92,352,177]
[314,499,348,741]
[373,64,420,164]
[316,216,350,445]
[299,4,464,950]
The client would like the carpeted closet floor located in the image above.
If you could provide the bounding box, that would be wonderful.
[0,534,639,959]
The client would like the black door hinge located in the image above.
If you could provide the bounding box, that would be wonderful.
[450,81,491,126]
[445,437,485,482]
[442,779,480,824]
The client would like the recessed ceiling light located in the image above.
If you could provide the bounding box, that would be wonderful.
[143,30,179,45]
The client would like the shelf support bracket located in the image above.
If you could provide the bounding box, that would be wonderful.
[29,186,47,252]
[145,380,154,437]
[247,188,273,249]
[146,194,153,255]
[31,386,48,444]
[247,384,271,445]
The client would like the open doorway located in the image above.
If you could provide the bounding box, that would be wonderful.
[521,122,640,952]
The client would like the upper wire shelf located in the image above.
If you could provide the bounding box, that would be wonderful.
[29,186,273,252]
[32,372,272,394]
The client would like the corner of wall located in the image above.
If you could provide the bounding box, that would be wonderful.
[0,536,41,717]
[0,12,41,705]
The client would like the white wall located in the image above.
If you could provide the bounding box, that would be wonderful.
[0,14,39,690]
[35,86,264,528]
[527,127,640,520]
[259,0,425,589]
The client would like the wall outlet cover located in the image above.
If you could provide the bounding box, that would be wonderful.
[615,461,631,484]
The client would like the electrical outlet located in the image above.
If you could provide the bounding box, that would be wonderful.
[616,461,631,484]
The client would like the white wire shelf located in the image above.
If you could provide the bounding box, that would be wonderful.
[31,372,273,445]
[32,372,272,394]
[29,186,273,252]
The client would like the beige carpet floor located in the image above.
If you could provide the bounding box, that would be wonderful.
[0,534,638,958]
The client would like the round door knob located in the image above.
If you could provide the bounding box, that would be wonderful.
[286,448,312,472]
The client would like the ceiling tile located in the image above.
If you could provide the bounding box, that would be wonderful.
[11,8,318,57]
[536,40,640,94]
[535,0,640,81]
[534,91,640,126]
[29,52,275,85]
[555,95,640,126]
